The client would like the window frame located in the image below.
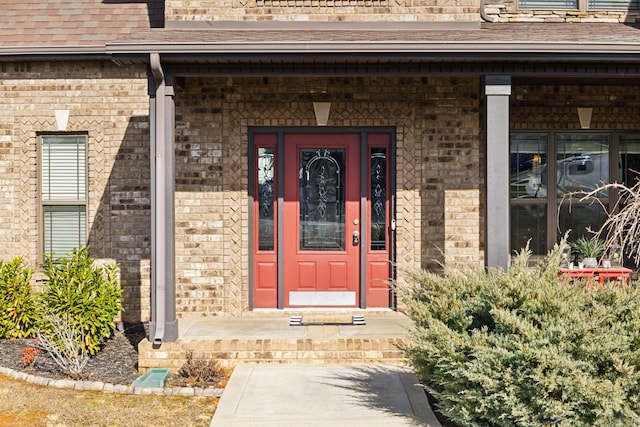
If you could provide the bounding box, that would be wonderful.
[39,133,88,261]
[509,130,640,259]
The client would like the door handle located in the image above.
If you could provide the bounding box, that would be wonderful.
[352,230,360,246]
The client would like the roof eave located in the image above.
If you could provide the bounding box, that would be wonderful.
[4,41,640,64]
[0,45,114,61]
[105,41,640,56]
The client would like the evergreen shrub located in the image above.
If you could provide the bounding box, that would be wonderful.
[400,242,640,427]
[41,247,123,355]
[0,257,39,338]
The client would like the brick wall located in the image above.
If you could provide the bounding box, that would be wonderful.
[444,189,481,265]
[144,80,640,319]
[165,0,480,22]
[0,61,151,322]
[511,85,640,130]
[6,62,640,321]
[174,78,227,317]
[420,77,483,269]
[173,76,483,317]
[1,66,482,321]
[2,67,485,320]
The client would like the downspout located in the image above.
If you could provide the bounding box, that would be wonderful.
[150,52,166,346]
[480,0,499,22]
[151,52,164,82]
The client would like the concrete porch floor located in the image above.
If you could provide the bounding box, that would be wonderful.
[138,310,415,371]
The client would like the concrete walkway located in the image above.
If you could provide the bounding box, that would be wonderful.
[211,363,442,427]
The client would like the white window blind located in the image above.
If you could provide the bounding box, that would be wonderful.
[519,0,577,8]
[43,206,87,256]
[41,135,87,259]
[520,0,639,8]
[589,0,640,8]
[42,136,86,202]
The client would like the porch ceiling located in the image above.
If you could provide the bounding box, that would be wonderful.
[144,60,640,82]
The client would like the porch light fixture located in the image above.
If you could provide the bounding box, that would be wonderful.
[54,109,70,131]
[313,102,331,126]
[577,107,593,129]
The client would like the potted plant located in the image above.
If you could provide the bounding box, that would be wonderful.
[572,237,604,268]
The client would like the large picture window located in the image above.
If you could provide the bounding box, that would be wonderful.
[510,131,640,259]
[41,135,87,259]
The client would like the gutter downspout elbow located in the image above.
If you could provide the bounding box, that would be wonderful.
[480,0,499,22]
[151,52,166,346]
[150,52,164,82]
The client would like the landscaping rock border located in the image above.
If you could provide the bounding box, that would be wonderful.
[0,365,223,397]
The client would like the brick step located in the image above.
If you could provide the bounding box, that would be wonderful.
[139,313,413,372]
[139,335,410,371]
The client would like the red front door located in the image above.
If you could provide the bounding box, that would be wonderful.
[283,134,361,307]
[251,131,392,309]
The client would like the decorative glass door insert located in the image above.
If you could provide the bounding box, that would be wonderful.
[299,148,346,251]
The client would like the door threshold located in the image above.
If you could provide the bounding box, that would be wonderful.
[289,314,366,326]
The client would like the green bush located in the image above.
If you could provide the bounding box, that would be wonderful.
[0,257,40,338]
[41,247,123,355]
[400,242,640,427]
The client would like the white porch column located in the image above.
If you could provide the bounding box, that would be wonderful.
[149,53,178,344]
[485,75,511,270]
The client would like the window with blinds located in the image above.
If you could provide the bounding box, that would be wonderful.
[519,0,639,8]
[41,135,87,259]
[256,0,388,6]
[519,0,576,8]
[589,0,640,8]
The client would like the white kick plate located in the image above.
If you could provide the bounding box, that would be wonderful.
[289,291,356,306]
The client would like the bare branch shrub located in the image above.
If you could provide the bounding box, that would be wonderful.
[177,350,228,387]
[561,174,640,265]
[36,313,89,377]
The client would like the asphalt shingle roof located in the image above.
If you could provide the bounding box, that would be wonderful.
[0,0,162,48]
[105,22,640,55]
[112,22,640,45]
[2,0,640,57]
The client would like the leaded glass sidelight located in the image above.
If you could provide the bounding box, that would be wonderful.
[257,148,275,251]
[299,148,345,251]
[370,148,387,250]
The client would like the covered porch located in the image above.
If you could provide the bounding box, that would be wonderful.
[105,22,640,359]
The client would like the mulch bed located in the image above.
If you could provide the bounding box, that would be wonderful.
[0,323,146,386]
